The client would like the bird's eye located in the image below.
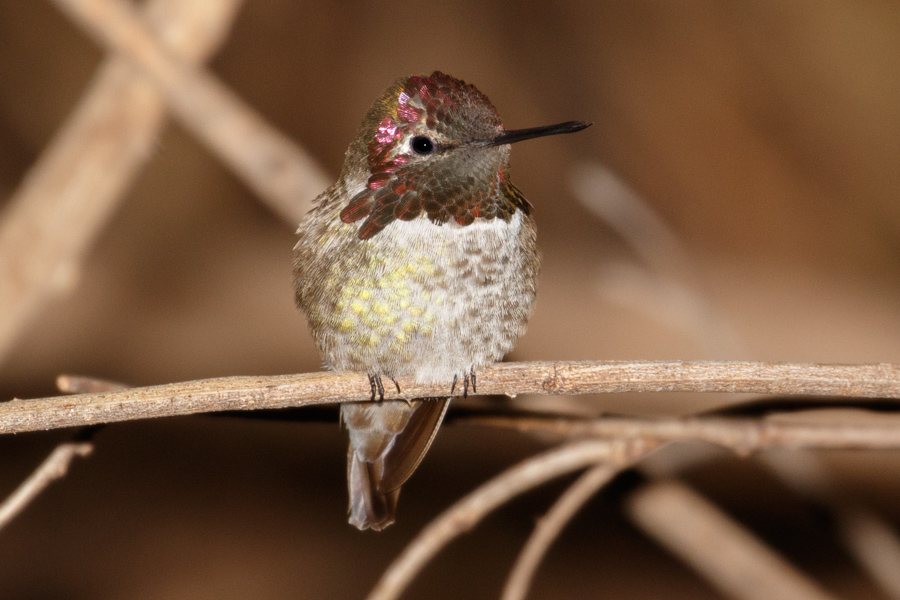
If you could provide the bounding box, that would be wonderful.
[411,136,435,155]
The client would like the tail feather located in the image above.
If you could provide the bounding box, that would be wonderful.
[342,398,450,530]
[347,447,400,531]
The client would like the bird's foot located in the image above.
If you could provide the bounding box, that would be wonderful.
[386,374,410,405]
[368,373,403,403]
[368,373,385,402]
[450,368,478,399]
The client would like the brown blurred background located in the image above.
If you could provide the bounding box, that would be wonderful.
[1,1,899,598]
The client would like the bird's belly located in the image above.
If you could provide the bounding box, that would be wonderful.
[321,212,536,384]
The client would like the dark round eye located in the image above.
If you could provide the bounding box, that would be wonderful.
[411,136,435,155]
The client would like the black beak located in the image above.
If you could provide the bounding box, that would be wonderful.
[472,120,592,147]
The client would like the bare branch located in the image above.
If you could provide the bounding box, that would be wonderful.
[467,410,900,451]
[0,442,94,532]
[501,463,621,600]
[763,451,900,599]
[626,480,839,600]
[51,0,331,226]
[0,376,114,533]
[480,414,900,597]
[569,163,746,358]
[0,0,244,364]
[570,163,691,278]
[838,509,900,600]
[366,439,654,600]
[3,360,900,435]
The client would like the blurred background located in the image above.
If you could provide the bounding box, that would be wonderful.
[1,1,899,598]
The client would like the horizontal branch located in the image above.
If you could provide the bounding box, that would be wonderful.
[2,361,900,435]
[467,413,900,451]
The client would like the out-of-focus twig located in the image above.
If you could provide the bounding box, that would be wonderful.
[570,163,689,277]
[501,463,621,600]
[475,411,900,597]
[570,162,745,358]
[0,441,94,532]
[468,413,900,451]
[0,376,117,534]
[366,439,654,600]
[51,0,331,227]
[56,374,129,394]
[3,360,900,435]
[764,450,900,599]
[626,480,839,600]
[573,162,900,598]
[0,0,244,365]
[839,509,900,600]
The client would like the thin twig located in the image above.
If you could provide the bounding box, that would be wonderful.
[501,463,621,600]
[0,376,115,533]
[838,509,900,600]
[3,360,900,435]
[570,163,691,278]
[0,442,94,532]
[763,450,900,599]
[366,438,654,600]
[51,0,331,226]
[570,163,745,358]
[626,480,839,600]
[466,411,900,451]
[0,0,243,364]
[483,413,900,596]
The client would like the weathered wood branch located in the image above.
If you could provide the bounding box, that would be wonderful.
[3,360,900,435]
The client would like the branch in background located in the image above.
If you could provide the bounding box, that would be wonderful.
[626,481,839,600]
[839,509,900,600]
[0,374,125,533]
[366,439,654,600]
[501,463,620,600]
[763,450,900,600]
[3,360,900,435]
[570,162,746,358]
[376,404,900,599]
[572,162,900,596]
[0,441,94,532]
[51,0,331,227]
[56,374,129,394]
[476,412,900,599]
[570,163,691,278]
[0,0,244,365]
[468,411,900,451]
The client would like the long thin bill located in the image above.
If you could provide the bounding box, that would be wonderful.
[473,120,592,147]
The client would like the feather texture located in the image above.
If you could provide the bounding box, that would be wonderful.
[343,399,449,530]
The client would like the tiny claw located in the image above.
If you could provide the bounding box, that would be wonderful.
[387,374,402,394]
[450,374,458,395]
[463,374,470,399]
[368,374,385,402]
[470,368,477,394]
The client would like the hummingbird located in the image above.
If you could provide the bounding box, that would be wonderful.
[293,71,590,530]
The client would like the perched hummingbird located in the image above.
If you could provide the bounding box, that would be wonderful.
[293,71,590,530]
